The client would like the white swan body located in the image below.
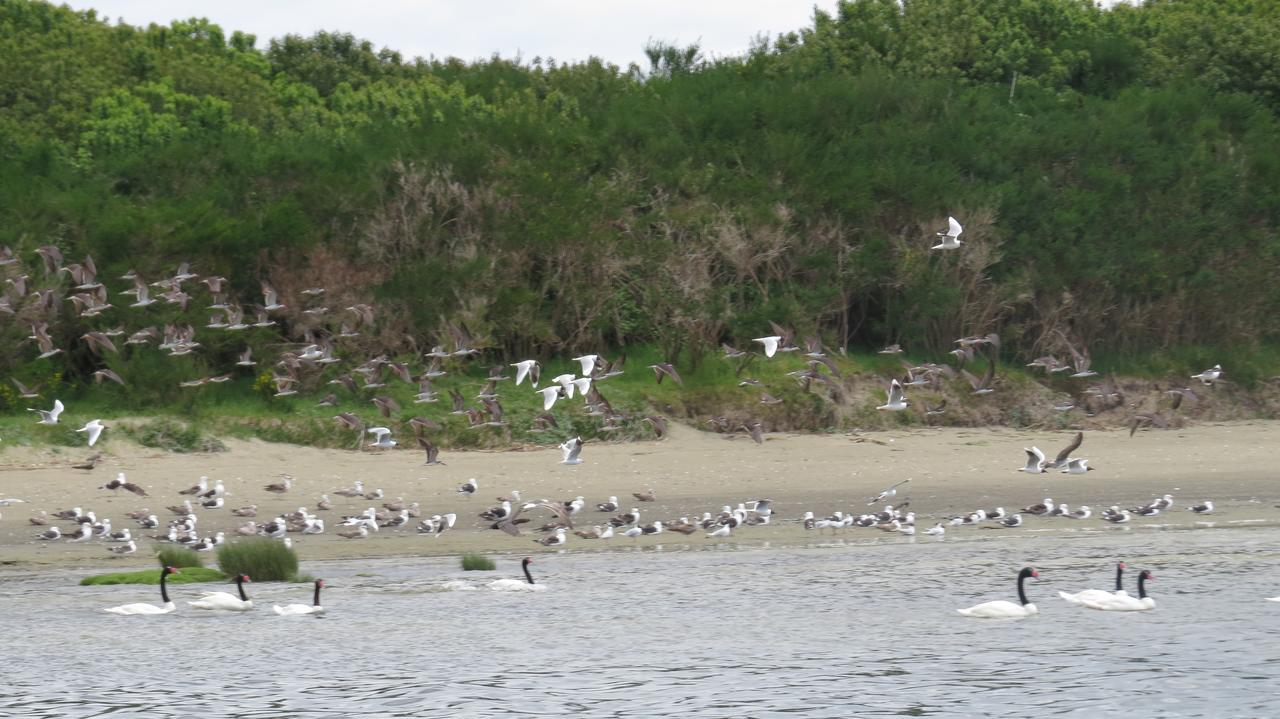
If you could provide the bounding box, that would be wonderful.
[1060,562,1129,606]
[105,566,179,615]
[1081,571,1155,611]
[957,600,1038,619]
[189,574,253,612]
[1267,596,1280,603]
[958,567,1039,619]
[273,579,325,616]
[488,557,546,591]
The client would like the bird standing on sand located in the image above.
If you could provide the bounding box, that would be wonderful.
[458,478,479,496]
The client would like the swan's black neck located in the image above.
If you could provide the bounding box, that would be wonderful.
[522,562,535,585]
[313,582,322,607]
[235,576,248,601]
[160,571,171,603]
[1137,573,1147,600]
[1017,573,1030,605]
[1114,564,1125,592]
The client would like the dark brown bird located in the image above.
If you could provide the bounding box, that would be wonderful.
[648,363,683,385]
[641,415,668,439]
[72,453,103,471]
[100,475,147,496]
[632,489,656,502]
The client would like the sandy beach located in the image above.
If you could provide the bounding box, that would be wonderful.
[2,421,1278,571]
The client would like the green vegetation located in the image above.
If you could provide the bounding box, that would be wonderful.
[155,546,204,569]
[80,567,225,585]
[1,0,1278,439]
[460,553,496,571]
[215,538,300,582]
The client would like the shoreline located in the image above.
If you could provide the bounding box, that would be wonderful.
[3,421,1278,572]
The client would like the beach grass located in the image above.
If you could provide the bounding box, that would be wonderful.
[215,538,300,582]
[460,553,496,571]
[155,546,204,568]
[80,567,226,585]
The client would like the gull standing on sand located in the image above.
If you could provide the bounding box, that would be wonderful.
[932,216,963,250]
[458,478,479,496]
[76,419,105,446]
[876,379,909,411]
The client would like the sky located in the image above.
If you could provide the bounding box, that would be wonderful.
[67,1,840,68]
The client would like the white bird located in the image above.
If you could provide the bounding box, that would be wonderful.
[572,355,599,376]
[511,359,540,387]
[273,579,326,616]
[536,386,562,411]
[923,522,945,536]
[488,558,546,591]
[876,379,909,411]
[559,436,583,465]
[1188,500,1214,514]
[76,419,105,446]
[867,479,910,505]
[188,574,253,611]
[752,336,781,358]
[1080,570,1155,612]
[932,216,964,250]
[1059,562,1129,606]
[367,426,396,448]
[957,567,1039,618]
[549,373,577,398]
[104,566,179,615]
[706,524,731,539]
[1061,458,1093,474]
[1019,446,1047,473]
[1190,364,1222,386]
[28,398,64,424]
[458,478,478,496]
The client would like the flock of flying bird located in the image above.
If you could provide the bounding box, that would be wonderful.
[0,227,1270,616]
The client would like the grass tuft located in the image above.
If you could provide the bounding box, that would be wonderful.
[155,546,204,568]
[460,553,496,571]
[216,538,300,582]
[80,567,226,585]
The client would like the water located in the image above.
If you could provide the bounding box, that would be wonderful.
[2,526,1278,717]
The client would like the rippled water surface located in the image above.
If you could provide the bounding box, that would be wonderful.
[3,527,1279,718]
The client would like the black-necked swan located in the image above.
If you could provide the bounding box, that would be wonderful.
[957,567,1039,618]
[1081,570,1155,611]
[1059,562,1128,605]
[104,566,179,615]
[488,557,546,592]
[273,579,325,616]
[188,574,253,611]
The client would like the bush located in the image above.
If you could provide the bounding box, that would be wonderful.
[216,538,299,581]
[156,546,204,568]
[460,553,496,571]
[124,419,227,453]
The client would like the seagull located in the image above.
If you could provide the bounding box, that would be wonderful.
[1191,364,1223,386]
[559,436,584,465]
[867,479,910,506]
[458,478,479,496]
[931,216,963,250]
[923,522,946,536]
[76,419,105,447]
[28,399,64,424]
[752,336,782,358]
[536,386,563,411]
[1023,498,1054,515]
[1188,500,1214,514]
[997,514,1023,527]
[511,359,540,387]
[100,473,147,496]
[648,363,683,385]
[876,379,909,411]
[367,427,396,448]
[1019,446,1046,474]
[573,355,599,376]
[1044,432,1084,470]
[1061,458,1093,474]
